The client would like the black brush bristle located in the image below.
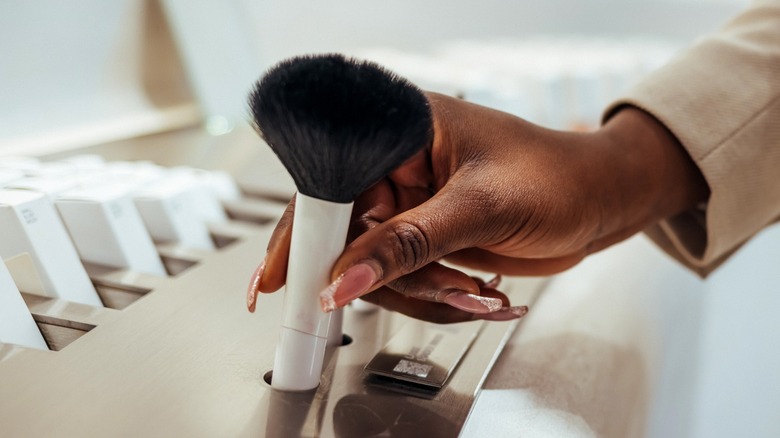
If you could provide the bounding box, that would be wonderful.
[248,54,433,203]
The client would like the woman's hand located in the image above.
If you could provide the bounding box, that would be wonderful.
[247,93,708,322]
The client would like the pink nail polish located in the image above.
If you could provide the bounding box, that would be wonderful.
[478,306,529,321]
[247,260,266,312]
[320,263,378,312]
[443,291,503,313]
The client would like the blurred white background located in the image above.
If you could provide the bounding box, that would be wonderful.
[0,0,747,154]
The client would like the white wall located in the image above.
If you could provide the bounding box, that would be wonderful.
[0,0,198,156]
[237,0,744,56]
[0,0,746,155]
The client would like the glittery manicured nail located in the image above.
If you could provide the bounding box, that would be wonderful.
[320,263,378,312]
[247,260,266,313]
[443,290,503,313]
[478,306,529,321]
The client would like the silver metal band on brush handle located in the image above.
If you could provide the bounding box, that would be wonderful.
[271,193,352,391]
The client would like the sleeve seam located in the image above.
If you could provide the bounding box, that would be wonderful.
[699,91,780,162]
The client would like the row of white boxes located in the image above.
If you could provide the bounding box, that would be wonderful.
[357,36,678,130]
[0,154,285,350]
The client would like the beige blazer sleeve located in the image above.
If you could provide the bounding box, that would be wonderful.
[604,0,780,276]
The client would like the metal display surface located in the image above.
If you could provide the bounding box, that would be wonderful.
[365,318,484,389]
[0,126,545,436]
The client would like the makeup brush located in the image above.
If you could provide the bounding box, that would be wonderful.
[249,54,433,391]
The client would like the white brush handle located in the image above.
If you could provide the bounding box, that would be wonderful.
[271,193,352,391]
[350,300,380,313]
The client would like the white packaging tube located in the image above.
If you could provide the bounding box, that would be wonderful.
[271,193,351,391]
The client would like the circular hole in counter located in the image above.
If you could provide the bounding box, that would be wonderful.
[262,334,353,386]
[338,334,353,347]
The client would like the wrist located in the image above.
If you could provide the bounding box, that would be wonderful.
[595,106,709,241]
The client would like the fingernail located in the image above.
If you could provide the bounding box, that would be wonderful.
[478,306,529,321]
[320,263,378,312]
[247,260,266,313]
[443,290,503,314]
[484,274,502,289]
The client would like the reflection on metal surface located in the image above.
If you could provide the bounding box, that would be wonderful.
[333,394,459,438]
[261,348,336,437]
[265,389,324,438]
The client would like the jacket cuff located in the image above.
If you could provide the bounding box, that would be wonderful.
[602,2,780,274]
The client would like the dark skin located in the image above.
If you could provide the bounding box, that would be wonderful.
[247,92,709,323]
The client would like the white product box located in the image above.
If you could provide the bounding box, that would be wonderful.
[8,176,82,200]
[56,185,167,276]
[0,259,48,350]
[170,167,242,201]
[0,189,102,306]
[132,175,226,250]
